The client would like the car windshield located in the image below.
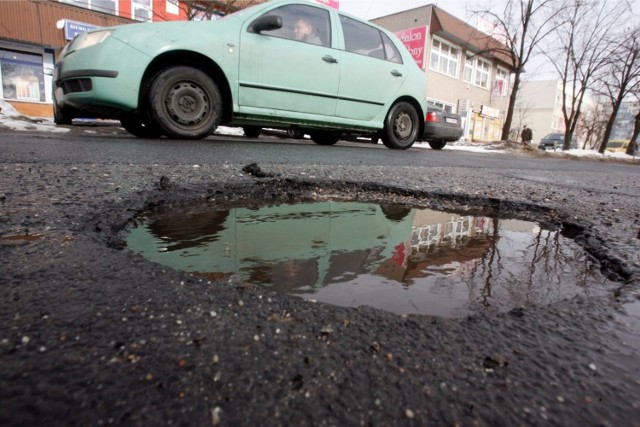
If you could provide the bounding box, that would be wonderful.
[543,133,563,140]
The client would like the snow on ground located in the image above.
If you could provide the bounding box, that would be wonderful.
[0,100,69,134]
[1,99,637,161]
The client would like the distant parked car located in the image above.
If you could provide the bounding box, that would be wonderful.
[420,105,463,150]
[538,133,577,150]
[605,139,631,153]
[53,0,427,149]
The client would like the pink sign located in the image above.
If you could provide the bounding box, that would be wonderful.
[395,26,428,69]
[314,0,339,9]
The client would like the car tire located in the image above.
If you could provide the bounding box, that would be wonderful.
[120,114,163,138]
[428,140,446,150]
[287,129,305,139]
[53,104,74,125]
[310,131,340,145]
[243,126,261,138]
[148,66,222,140]
[382,102,419,150]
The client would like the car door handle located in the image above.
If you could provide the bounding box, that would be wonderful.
[391,69,403,77]
[322,55,338,64]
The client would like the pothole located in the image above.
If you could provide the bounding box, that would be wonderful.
[126,200,615,317]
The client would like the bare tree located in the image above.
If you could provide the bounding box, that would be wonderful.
[595,25,640,153]
[577,94,609,149]
[471,0,562,141]
[628,93,640,155]
[545,0,629,150]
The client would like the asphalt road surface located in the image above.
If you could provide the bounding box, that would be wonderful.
[1,126,639,426]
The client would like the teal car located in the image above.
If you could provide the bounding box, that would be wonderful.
[53,0,427,149]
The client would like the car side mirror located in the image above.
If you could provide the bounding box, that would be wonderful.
[249,15,283,34]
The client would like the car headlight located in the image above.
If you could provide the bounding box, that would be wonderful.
[74,30,112,50]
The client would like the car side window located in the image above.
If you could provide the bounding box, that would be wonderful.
[252,5,331,47]
[381,32,403,64]
[340,15,402,64]
[340,15,384,59]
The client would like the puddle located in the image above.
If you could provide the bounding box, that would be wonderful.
[126,201,615,317]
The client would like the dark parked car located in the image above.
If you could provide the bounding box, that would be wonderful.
[421,105,463,150]
[538,133,577,150]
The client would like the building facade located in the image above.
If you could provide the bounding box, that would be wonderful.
[373,5,515,143]
[611,101,639,141]
[511,79,566,142]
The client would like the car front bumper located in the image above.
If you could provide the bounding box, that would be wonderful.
[54,37,150,116]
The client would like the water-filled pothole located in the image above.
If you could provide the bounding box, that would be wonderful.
[126,201,614,317]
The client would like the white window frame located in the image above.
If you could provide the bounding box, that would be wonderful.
[463,54,492,90]
[429,37,460,79]
[60,0,118,16]
[463,54,473,83]
[495,66,509,96]
[132,0,152,22]
[474,57,491,89]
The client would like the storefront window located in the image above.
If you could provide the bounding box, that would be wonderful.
[0,49,45,102]
[60,0,117,16]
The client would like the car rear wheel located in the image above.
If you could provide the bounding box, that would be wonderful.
[428,140,446,150]
[120,114,163,138]
[382,102,419,150]
[310,131,340,145]
[243,126,261,138]
[148,66,222,140]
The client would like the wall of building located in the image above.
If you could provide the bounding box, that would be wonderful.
[612,101,639,141]
[373,5,513,143]
[513,80,566,142]
[0,1,138,117]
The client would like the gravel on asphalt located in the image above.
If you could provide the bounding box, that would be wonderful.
[1,129,639,426]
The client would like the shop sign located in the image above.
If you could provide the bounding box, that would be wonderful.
[395,26,428,69]
[481,105,500,118]
[314,0,339,9]
[62,20,100,41]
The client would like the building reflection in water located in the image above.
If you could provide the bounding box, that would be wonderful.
[127,202,611,317]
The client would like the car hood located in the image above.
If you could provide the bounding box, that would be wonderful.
[102,17,245,55]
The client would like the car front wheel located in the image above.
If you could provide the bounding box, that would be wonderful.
[382,102,419,150]
[148,66,222,140]
[53,104,74,125]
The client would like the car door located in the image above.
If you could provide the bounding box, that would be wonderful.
[238,4,340,118]
[335,15,408,122]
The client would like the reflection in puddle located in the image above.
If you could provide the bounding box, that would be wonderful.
[126,202,613,317]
